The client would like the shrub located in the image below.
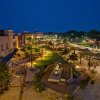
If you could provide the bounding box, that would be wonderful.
[73,69,80,78]
[34,82,45,93]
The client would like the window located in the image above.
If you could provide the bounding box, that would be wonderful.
[6,43,8,49]
[1,44,3,51]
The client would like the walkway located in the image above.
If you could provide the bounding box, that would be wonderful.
[73,65,100,100]
[0,87,44,100]
[82,66,100,100]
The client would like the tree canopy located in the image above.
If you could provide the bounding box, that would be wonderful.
[88,29,100,40]
[0,62,10,92]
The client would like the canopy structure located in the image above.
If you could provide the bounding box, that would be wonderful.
[1,48,18,63]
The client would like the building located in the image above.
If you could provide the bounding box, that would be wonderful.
[21,31,31,45]
[21,31,44,45]
[0,30,15,57]
[13,35,19,48]
[34,32,44,39]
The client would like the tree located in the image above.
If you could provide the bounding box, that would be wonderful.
[79,52,85,64]
[0,62,10,93]
[69,48,78,61]
[26,45,34,67]
[60,48,69,55]
[86,56,94,70]
[27,36,32,42]
[88,29,100,39]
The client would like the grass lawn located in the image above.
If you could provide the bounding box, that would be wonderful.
[33,50,67,68]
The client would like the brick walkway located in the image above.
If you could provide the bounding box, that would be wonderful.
[73,65,100,100]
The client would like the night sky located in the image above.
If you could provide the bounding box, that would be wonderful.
[0,0,100,33]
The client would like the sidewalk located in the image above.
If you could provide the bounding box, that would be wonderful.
[82,66,100,100]
[73,63,100,100]
[0,87,44,100]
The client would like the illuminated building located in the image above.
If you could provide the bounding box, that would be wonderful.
[0,30,15,57]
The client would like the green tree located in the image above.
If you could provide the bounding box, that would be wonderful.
[79,52,85,64]
[27,36,32,42]
[69,49,78,61]
[88,29,100,39]
[0,62,10,93]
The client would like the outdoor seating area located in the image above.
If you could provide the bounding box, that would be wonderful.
[41,63,75,93]
[48,63,71,83]
[48,64,63,82]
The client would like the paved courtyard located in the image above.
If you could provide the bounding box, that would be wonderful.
[0,87,44,100]
[74,58,100,100]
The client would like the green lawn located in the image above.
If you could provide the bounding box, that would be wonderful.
[33,50,67,68]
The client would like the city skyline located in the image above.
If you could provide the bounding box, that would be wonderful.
[0,0,100,32]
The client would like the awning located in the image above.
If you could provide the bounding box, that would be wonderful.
[1,48,18,63]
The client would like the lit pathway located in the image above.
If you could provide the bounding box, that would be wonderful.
[26,50,51,67]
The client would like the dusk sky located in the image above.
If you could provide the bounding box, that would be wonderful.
[0,0,100,33]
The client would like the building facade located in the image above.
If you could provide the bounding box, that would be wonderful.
[0,30,15,57]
